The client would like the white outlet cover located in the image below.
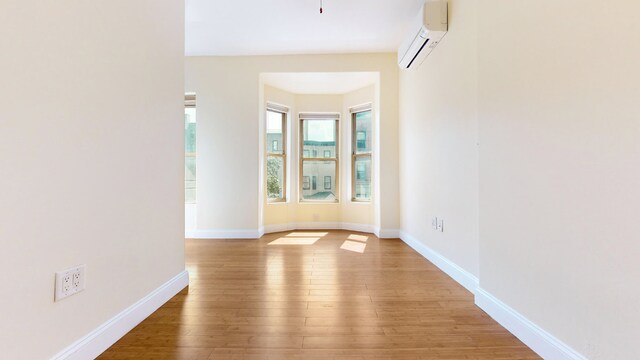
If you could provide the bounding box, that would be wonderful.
[431,217,438,230]
[437,219,444,232]
[55,265,86,301]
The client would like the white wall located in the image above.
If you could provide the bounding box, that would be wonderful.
[185,54,399,236]
[399,0,479,276]
[477,1,640,358]
[262,85,377,230]
[0,1,185,359]
[400,0,640,358]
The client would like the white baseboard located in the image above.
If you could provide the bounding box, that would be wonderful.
[376,228,400,239]
[186,229,262,239]
[188,225,402,239]
[263,222,378,235]
[475,288,586,360]
[398,230,585,360]
[188,223,398,239]
[262,223,297,234]
[399,231,479,293]
[52,270,189,360]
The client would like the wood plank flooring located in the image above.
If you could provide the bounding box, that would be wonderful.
[98,230,539,359]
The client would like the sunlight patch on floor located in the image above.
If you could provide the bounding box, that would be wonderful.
[348,234,368,242]
[286,232,328,237]
[269,237,320,245]
[340,240,367,253]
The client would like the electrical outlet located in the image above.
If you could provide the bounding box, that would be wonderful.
[431,217,438,230]
[62,274,72,293]
[73,272,81,288]
[437,219,444,232]
[55,265,85,301]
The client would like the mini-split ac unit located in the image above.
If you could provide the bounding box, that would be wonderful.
[397,0,448,69]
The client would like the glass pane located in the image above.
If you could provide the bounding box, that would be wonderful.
[267,111,284,154]
[354,155,371,201]
[354,111,372,154]
[185,108,196,153]
[185,108,197,204]
[303,119,336,158]
[267,156,285,200]
[302,160,336,201]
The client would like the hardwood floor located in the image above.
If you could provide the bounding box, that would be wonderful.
[98,230,539,359]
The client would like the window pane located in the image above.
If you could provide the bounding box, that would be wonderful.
[267,156,284,200]
[302,161,336,201]
[185,155,196,203]
[185,108,197,204]
[185,109,197,153]
[354,111,372,154]
[303,119,336,158]
[267,111,283,154]
[354,155,371,201]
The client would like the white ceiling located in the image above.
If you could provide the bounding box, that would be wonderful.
[185,0,424,56]
[261,72,378,94]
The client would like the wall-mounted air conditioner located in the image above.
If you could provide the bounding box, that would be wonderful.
[397,0,448,70]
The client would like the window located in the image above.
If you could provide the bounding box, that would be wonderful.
[266,109,287,202]
[356,162,366,180]
[356,131,366,150]
[352,109,372,201]
[300,114,339,202]
[324,176,332,190]
[184,94,197,204]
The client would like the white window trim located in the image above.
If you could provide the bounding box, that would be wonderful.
[266,108,288,203]
[351,108,373,203]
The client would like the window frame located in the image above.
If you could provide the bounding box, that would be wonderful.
[184,93,197,204]
[266,108,287,203]
[299,114,340,203]
[351,107,372,202]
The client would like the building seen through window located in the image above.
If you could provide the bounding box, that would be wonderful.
[301,117,338,201]
[352,109,372,201]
